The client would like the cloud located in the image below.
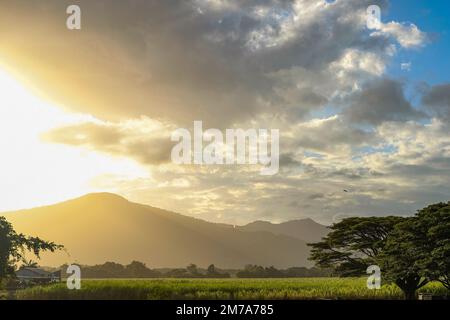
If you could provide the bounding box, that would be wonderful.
[365,119,450,186]
[291,116,375,154]
[42,118,175,166]
[401,62,411,71]
[422,83,450,120]
[343,78,426,125]
[373,22,427,49]
[0,0,418,128]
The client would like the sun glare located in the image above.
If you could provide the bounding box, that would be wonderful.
[0,66,148,212]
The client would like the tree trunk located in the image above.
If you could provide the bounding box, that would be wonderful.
[404,290,416,300]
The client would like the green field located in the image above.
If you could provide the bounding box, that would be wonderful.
[14,278,448,300]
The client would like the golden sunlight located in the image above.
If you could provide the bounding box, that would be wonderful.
[0,65,148,212]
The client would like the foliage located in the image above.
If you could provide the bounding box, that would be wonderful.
[308,216,404,276]
[186,264,199,275]
[66,262,232,278]
[235,265,331,278]
[414,202,450,290]
[0,216,63,281]
[308,202,450,300]
[63,261,161,279]
[378,217,429,300]
[378,203,450,298]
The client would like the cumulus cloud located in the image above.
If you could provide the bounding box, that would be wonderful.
[373,22,427,48]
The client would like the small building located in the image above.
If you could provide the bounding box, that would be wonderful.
[15,267,61,285]
[418,293,449,300]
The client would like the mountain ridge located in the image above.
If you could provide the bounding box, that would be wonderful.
[239,218,329,243]
[3,193,328,268]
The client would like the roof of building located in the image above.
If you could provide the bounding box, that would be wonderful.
[16,267,60,279]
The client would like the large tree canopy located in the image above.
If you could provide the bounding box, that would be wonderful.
[309,203,450,300]
[0,216,63,280]
[378,202,450,298]
[415,202,450,290]
[308,216,404,277]
[378,217,429,300]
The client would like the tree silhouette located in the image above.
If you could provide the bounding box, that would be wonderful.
[207,264,216,275]
[186,264,198,275]
[0,216,63,281]
[413,202,450,291]
[309,204,450,300]
[308,216,403,276]
[378,217,429,300]
[22,260,39,268]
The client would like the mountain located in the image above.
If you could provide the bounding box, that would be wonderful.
[238,219,329,243]
[3,193,325,268]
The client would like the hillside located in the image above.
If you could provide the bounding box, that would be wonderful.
[239,219,329,243]
[3,193,325,268]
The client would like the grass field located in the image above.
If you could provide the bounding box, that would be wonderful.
[14,278,448,300]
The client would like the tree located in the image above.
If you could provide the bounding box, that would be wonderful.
[308,216,404,276]
[126,261,150,278]
[207,264,216,275]
[186,263,198,275]
[22,260,39,268]
[0,216,63,281]
[236,265,265,278]
[309,204,450,299]
[308,215,431,299]
[414,202,450,291]
[378,202,450,299]
[99,262,126,277]
[378,217,429,300]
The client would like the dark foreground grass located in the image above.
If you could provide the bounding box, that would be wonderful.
[15,278,448,300]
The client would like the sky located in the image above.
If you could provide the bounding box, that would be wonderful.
[0,0,450,225]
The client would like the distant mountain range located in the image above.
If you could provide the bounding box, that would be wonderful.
[239,219,329,243]
[3,193,329,268]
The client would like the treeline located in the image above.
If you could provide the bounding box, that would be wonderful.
[58,262,329,279]
[66,261,161,279]
[164,263,231,278]
[59,262,230,278]
[236,265,331,278]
